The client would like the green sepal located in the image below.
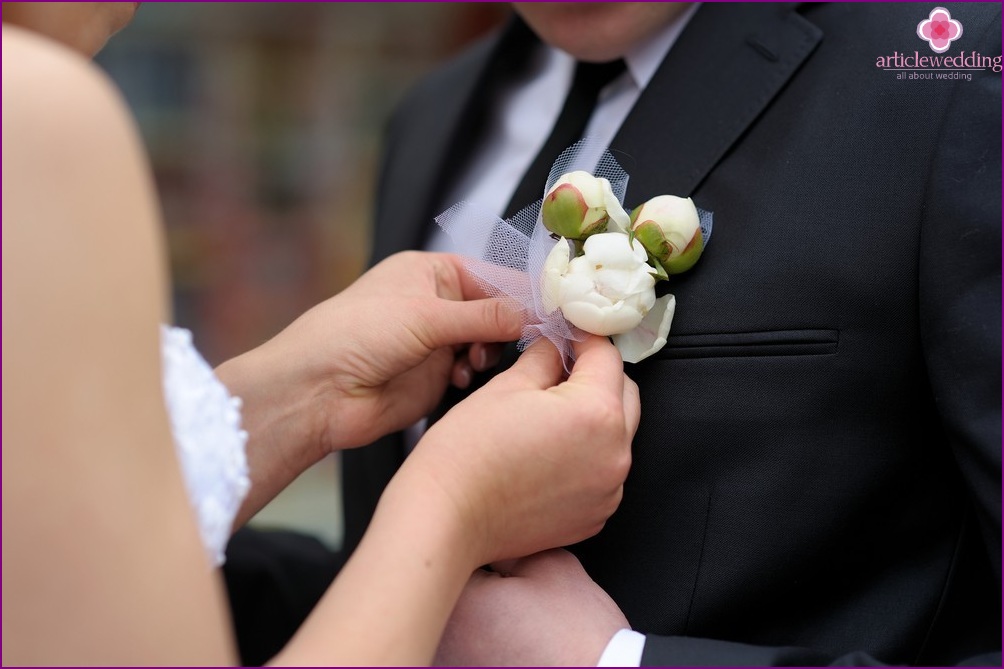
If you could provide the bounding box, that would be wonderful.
[648,255,669,281]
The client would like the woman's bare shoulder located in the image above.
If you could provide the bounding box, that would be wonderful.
[2,21,168,362]
[1,25,237,667]
[3,25,143,163]
[3,25,119,112]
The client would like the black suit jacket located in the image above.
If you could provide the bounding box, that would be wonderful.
[343,3,1002,665]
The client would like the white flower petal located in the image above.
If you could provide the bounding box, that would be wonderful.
[544,236,571,272]
[629,236,649,262]
[599,177,631,233]
[594,268,638,299]
[631,286,657,313]
[612,294,676,363]
[560,273,605,310]
[541,238,571,314]
[562,300,644,336]
[623,267,657,295]
[551,171,606,207]
[560,301,608,334]
[582,232,641,269]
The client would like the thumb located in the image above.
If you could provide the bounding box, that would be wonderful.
[491,338,564,390]
[566,335,625,397]
[426,297,524,348]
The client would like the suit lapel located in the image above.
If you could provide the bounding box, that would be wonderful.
[376,5,822,259]
[370,44,489,262]
[371,17,535,263]
[611,2,822,202]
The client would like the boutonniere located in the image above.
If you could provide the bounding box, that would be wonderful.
[539,172,707,363]
[436,138,712,367]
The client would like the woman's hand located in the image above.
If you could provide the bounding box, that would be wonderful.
[221,251,523,453]
[215,251,523,524]
[401,335,640,567]
[293,336,637,665]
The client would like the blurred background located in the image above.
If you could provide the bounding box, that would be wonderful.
[96,2,510,550]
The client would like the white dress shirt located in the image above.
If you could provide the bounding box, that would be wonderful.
[420,5,699,665]
[427,3,699,246]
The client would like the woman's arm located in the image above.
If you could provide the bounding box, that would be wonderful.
[2,27,235,665]
[216,250,525,526]
[3,23,638,667]
[273,336,638,665]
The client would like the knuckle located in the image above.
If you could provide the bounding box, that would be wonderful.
[387,249,420,272]
[613,447,632,481]
[624,374,640,393]
[625,376,640,403]
[611,485,625,511]
[586,398,621,433]
[577,520,604,543]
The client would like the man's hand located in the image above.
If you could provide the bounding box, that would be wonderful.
[435,549,630,667]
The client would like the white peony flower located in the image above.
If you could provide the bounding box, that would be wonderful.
[541,232,656,336]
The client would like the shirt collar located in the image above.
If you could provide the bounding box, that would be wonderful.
[623,3,700,89]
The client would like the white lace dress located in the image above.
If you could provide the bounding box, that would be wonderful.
[161,325,251,567]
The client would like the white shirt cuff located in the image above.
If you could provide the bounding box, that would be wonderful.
[596,628,646,667]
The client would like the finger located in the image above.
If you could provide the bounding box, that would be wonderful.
[468,342,504,373]
[566,336,626,397]
[494,338,563,390]
[437,252,530,304]
[424,298,524,349]
[426,252,490,301]
[467,342,488,372]
[451,359,473,389]
[622,375,641,433]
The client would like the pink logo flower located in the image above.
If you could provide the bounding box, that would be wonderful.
[917,7,963,53]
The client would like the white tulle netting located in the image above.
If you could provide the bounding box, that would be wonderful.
[161,325,250,567]
[435,138,712,369]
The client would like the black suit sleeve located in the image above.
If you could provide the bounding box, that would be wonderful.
[641,637,1001,667]
[916,15,1002,583]
[223,527,346,666]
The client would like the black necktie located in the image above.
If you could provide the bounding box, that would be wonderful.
[503,58,627,220]
[428,59,626,429]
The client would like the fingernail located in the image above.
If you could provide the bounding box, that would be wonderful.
[456,364,472,389]
[478,346,488,371]
[484,347,503,368]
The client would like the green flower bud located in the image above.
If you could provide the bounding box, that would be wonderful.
[541,171,611,240]
[630,195,703,275]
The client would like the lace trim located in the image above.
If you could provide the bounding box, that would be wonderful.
[161,326,250,566]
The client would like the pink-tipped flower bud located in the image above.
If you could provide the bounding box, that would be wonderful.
[630,195,704,275]
[541,171,628,240]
